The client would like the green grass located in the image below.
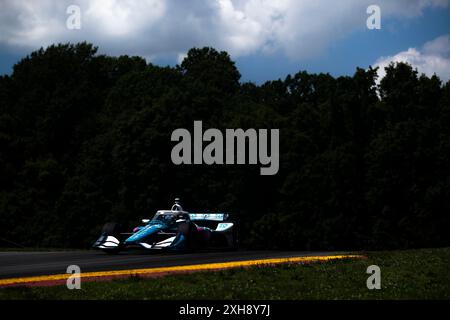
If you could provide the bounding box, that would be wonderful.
[1,248,449,300]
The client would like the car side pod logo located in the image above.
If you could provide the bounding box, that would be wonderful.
[171,121,279,175]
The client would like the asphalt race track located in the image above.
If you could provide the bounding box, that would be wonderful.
[0,250,346,279]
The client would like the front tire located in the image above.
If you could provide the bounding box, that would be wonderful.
[100,222,123,254]
[101,222,122,235]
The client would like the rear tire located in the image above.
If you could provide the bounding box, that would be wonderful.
[232,226,239,250]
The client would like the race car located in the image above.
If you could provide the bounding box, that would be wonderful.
[93,199,237,254]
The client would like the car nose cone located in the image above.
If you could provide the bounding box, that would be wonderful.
[124,224,163,244]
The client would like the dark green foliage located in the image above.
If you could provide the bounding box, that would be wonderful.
[0,43,449,250]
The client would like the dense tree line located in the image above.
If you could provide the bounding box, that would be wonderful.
[0,43,449,250]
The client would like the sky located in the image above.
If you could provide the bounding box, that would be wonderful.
[0,0,449,84]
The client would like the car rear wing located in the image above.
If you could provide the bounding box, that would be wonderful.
[189,213,230,221]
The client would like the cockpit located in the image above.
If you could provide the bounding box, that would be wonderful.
[145,199,190,226]
[150,210,190,226]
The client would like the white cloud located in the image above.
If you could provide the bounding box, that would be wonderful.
[84,0,166,37]
[374,35,450,83]
[0,0,449,61]
[177,52,187,64]
[423,34,450,55]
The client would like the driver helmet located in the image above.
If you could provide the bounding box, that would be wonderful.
[171,198,183,211]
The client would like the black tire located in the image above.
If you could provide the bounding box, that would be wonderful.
[177,221,191,236]
[209,232,228,247]
[102,222,122,236]
[232,225,239,250]
[103,248,121,255]
[100,222,122,254]
[177,221,198,250]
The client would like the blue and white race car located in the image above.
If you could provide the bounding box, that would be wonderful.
[93,199,237,254]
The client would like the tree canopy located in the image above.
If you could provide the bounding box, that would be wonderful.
[1,43,449,250]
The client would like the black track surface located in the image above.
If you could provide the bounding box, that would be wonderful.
[0,250,346,279]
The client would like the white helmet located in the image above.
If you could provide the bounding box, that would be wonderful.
[171,198,183,211]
